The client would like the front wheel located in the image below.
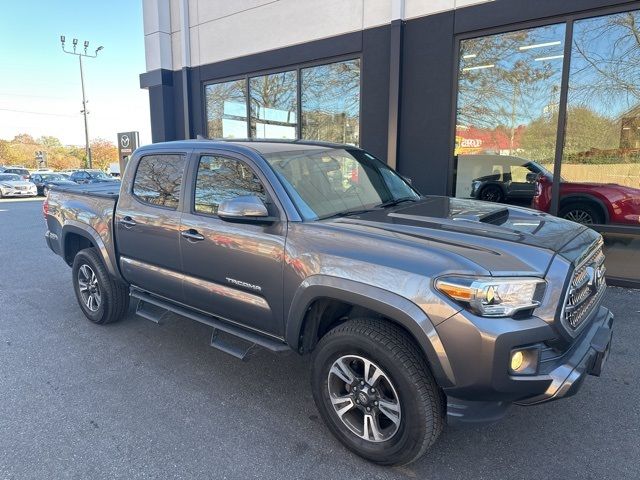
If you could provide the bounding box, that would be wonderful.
[311,318,444,466]
[479,185,504,202]
[72,248,129,324]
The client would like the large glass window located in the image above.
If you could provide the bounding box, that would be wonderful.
[454,24,566,203]
[203,60,361,144]
[193,156,266,216]
[205,80,248,139]
[249,71,297,139]
[301,59,361,145]
[133,154,186,209]
[557,11,640,227]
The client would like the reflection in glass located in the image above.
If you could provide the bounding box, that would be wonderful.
[454,23,566,204]
[133,155,186,209]
[301,59,360,145]
[194,156,265,215]
[205,80,248,139]
[250,71,297,139]
[551,10,640,226]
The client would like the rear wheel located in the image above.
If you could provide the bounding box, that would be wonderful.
[479,185,504,202]
[72,248,129,324]
[559,202,604,225]
[311,318,444,466]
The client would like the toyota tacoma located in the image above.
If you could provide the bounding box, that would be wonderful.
[43,140,614,465]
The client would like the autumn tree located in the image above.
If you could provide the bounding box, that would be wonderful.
[89,138,118,170]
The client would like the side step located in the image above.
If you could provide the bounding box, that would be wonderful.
[130,288,290,359]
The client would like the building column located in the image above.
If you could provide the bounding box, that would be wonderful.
[387,0,405,170]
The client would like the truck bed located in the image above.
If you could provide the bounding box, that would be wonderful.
[51,182,120,200]
[45,182,121,277]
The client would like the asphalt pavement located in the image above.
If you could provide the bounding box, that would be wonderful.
[0,199,638,480]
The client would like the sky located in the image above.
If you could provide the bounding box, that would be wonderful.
[0,0,151,147]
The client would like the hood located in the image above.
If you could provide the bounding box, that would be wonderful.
[47,180,76,186]
[320,196,599,274]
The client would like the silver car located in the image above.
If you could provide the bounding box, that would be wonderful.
[0,173,38,198]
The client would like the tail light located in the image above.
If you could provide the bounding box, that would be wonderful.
[42,196,49,218]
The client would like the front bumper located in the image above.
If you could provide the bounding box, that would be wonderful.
[440,304,614,424]
[1,187,37,197]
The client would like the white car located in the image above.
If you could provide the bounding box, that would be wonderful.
[0,173,38,198]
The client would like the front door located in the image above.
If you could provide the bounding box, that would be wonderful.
[115,152,188,303]
[179,153,286,337]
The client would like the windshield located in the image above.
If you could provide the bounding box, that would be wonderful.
[0,174,20,181]
[88,171,111,179]
[263,148,419,220]
[41,174,66,181]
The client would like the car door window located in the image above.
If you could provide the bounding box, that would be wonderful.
[133,154,186,209]
[193,155,266,215]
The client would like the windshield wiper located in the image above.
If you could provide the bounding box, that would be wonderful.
[317,209,374,221]
[376,197,419,208]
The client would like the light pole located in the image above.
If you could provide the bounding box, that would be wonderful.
[60,36,103,168]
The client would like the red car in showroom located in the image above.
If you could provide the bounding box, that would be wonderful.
[533,174,640,225]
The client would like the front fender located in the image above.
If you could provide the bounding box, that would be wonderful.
[286,275,455,388]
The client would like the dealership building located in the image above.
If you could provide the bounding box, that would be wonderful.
[141,0,640,286]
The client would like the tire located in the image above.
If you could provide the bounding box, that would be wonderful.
[72,248,129,325]
[42,186,49,197]
[479,185,504,202]
[311,318,444,466]
[559,202,604,225]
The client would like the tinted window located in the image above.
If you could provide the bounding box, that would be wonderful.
[194,156,266,215]
[250,71,297,139]
[205,79,248,138]
[133,154,186,209]
[454,23,566,201]
[301,59,360,146]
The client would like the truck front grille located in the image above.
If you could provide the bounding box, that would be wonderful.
[562,242,606,330]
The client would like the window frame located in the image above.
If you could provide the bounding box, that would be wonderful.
[201,54,363,144]
[131,153,188,212]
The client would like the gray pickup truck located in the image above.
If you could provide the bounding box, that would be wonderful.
[44,140,614,465]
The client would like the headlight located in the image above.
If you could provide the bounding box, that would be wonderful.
[435,276,546,317]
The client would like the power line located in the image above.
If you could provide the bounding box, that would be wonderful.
[0,108,78,118]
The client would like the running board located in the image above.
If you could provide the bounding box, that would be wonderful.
[130,288,289,359]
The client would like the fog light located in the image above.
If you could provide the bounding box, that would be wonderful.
[510,350,524,371]
[509,346,540,375]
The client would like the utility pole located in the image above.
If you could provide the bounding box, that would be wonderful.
[60,36,103,168]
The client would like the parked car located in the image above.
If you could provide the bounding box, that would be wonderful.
[533,174,640,225]
[69,169,120,184]
[30,173,77,196]
[466,155,551,203]
[2,167,31,181]
[0,173,38,198]
[43,140,614,466]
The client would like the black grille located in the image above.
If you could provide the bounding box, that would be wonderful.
[563,243,606,330]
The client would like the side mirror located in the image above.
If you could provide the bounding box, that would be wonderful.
[218,195,274,222]
[526,172,540,183]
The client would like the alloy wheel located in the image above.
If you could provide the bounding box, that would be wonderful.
[563,209,593,224]
[77,264,101,312]
[327,355,401,443]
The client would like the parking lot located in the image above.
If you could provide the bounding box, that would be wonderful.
[0,198,638,479]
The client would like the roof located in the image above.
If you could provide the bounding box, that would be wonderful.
[136,138,359,156]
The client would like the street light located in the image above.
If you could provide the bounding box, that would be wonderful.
[60,35,103,168]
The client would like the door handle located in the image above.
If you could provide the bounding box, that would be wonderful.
[181,229,205,241]
[120,216,137,228]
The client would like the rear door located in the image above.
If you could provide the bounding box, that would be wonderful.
[178,151,287,337]
[115,152,188,303]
